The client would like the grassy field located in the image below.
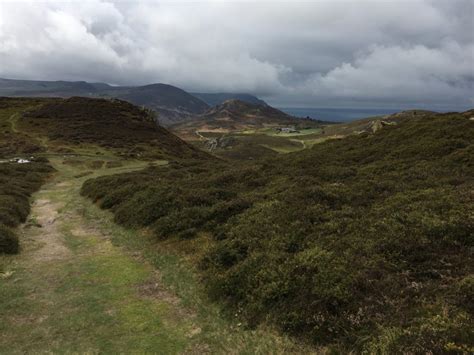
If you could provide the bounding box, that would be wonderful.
[187,126,337,159]
[244,127,322,137]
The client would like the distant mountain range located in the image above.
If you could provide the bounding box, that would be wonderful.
[0,78,269,126]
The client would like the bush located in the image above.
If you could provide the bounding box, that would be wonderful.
[0,224,19,254]
[0,160,53,254]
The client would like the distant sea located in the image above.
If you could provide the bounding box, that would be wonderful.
[278,107,402,122]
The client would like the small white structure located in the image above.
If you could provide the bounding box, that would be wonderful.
[276,126,299,134]
[0,157,33,164]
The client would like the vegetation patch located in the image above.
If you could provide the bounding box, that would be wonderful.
[20,97,208,161]
[0,224,18,254]
[0,159,54,253]
[0,99,56,254]
[0,98,45,157]
[82,112,474,352]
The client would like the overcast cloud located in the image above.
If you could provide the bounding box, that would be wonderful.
[0,0,473,108]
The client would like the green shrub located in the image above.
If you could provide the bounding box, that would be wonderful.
[0,161,53,254]
[456,275,474,314]
[0,224,19,254]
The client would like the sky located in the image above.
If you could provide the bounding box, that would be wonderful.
[0,0,473,109]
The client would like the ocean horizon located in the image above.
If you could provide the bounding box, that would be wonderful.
[278,107,403,122]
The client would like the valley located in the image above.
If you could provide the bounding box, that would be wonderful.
[170,99,329,159]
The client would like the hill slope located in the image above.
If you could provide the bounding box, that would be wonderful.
[111,84,209,125]
[191,93,268,107]
[82,110,474,352]
[17,97,207,160]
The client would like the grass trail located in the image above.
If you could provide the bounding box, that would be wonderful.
[0,154,310,354]
[7,113,20,133]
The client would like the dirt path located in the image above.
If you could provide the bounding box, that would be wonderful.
[7,113,20,133]
[0,159,197,353]
[25,198,70,263]
[195,130,207,141]
[290,139,306,149]
[0,156,305,354]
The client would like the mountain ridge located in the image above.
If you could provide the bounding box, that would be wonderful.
[0,78,272,127]
[0,77,210,126]
[191,92,267,107]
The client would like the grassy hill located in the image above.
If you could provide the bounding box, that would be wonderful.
[82,110,474,352]
[19,97,207,160]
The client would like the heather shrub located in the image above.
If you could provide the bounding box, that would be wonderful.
[0,160,53,254]
[81,112,474,351]
[0,224,18,254]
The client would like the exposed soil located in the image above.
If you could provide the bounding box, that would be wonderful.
[24,198,71,263]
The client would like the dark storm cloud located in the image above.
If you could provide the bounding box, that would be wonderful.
[0,0,472,108]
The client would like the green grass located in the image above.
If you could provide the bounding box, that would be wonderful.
[264,128,322,137]
[197,128,326,158]
[0,238,190,353]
